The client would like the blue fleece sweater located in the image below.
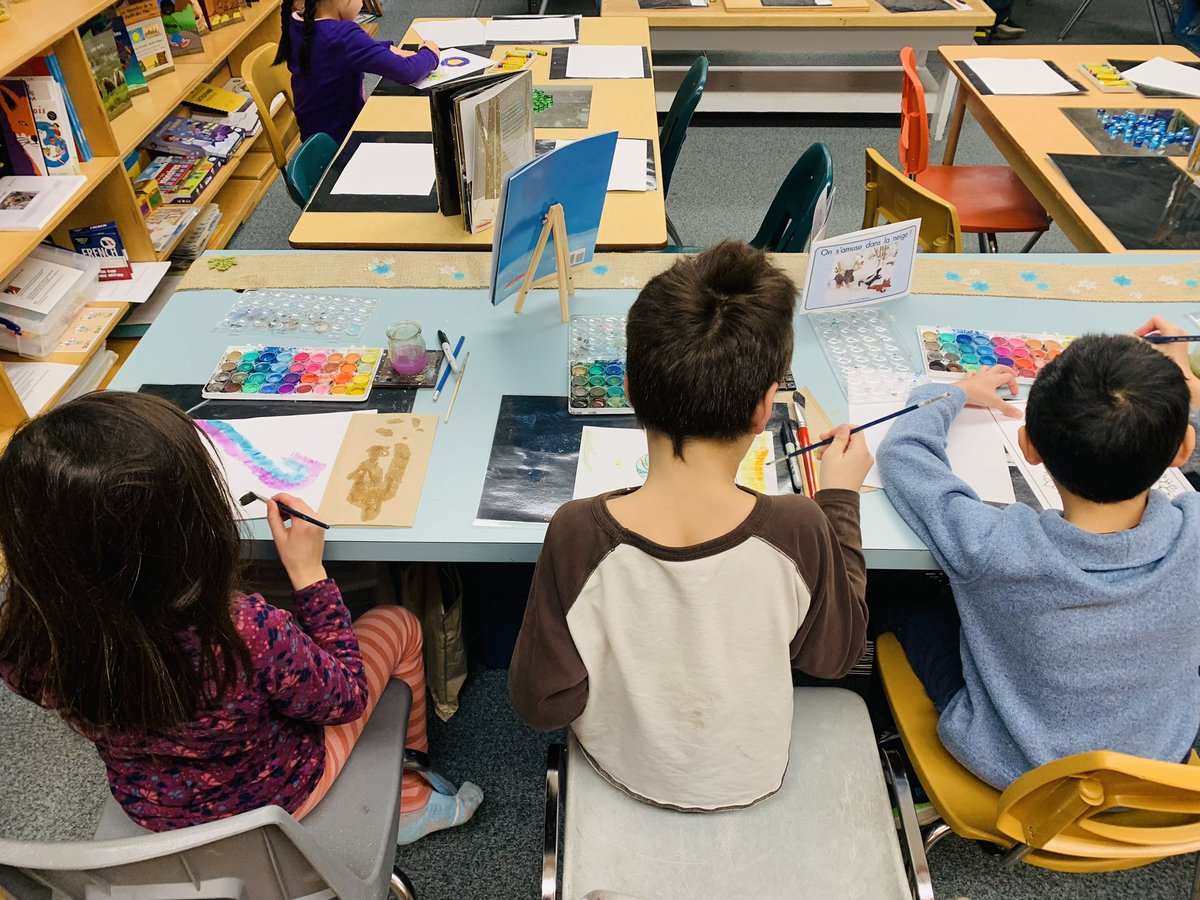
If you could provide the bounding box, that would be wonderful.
[878,383,1200,788]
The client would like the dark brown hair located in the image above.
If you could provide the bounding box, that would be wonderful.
[626,240,796,457]
[1026,334,1191,503]
[0,392,250,734]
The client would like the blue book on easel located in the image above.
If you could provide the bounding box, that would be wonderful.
[489,130,618,307]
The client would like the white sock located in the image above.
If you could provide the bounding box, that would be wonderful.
[395,781,483,845]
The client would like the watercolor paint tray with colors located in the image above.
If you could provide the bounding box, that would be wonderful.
[202,345,384,401]
[568,315,632,415]
[916,327,1073,383]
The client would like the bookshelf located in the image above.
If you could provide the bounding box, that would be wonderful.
[0,0,290,439]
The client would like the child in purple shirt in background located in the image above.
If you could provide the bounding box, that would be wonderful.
[275,0,440,145]
[0,393,481,844]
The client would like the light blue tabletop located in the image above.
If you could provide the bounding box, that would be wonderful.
[108,253,1200,567]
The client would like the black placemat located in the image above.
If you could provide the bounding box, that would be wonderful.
[549,46,651,80]
[1049,153,1200,251]
[760,0,821,6]
[637,0,705,7]
[485,14,579,44]
[374,349,445,388]
[879,0,954,10]
[476,395,794,523]
[139,384,416,419]
[305,132,440,214]
[1061,107,1198,160]
[1108,59,1200,99]
[958,59,1084,96]
[374,46,494,96]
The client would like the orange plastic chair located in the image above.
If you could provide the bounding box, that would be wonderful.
[864,149,962,253]
[242,42,300,172]
[899,47,1050,253]
[876,633,1200,898]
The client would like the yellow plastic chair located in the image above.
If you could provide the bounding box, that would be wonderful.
[242,42,299,171]
[863,149,962,254]
[876,633,1200,898]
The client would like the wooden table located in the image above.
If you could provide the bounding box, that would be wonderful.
[288,17,666,251]
[602,0,993,134]
[938,44,1200,253]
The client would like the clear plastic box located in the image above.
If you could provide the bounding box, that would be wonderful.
[0,245,100,359]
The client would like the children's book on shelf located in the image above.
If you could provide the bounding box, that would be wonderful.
[10,55,93,162]
[109,13,150,95]
[198,0,243,29]
[146,204,200,251]
[0,134,12,180]
[186,82,249,114]
[80,25,133,121]
[172,203,221,261]
[69,221,133,281]
[0,175,87,231]
[0,82,48,176]
[143,115,245,159]
[21,78,81,175]
[161,0,205,56]
[116,0,176,79]
[141,157,217,203]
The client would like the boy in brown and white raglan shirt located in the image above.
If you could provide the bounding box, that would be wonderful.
[509,240,874,812]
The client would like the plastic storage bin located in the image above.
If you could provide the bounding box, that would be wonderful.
[0,245,99,359]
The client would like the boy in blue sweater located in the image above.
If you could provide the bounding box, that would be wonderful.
[876,320,1200,789]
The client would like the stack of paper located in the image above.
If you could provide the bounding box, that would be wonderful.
[1120,57,1200,98]
[1,361,78,416]
[963,58,1079,95]
[565,46,646,79]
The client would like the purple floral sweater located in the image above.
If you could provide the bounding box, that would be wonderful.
[0,579,366,832]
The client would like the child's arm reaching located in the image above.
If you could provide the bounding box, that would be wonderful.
[254,494,368,725]
[339,26,439,85]
[876,369,1019,582]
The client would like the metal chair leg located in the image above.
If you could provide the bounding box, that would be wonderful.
[666,213,683,247]
[543,744,567,900]
[1058,0,1096,39]
[1001,842,1035,867]
[880,745,936,900]
[1146,0,1165,42]
[391,867,417,899]
[403,749,457,796]
[923,821,953,853]
[1019,226,1048,253]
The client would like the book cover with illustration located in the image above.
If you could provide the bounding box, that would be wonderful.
[116,0,176,79]
[143,115,244,159]
[81,26,133,120]
[22,77,81,174]
[160,0,205,56]
[108,13,150,95]
[0,81,47,176]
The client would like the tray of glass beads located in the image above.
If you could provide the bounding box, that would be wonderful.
[202,345,383,401]
[809,308,921,403]
[916,327,1073,384]
[215,291,380,338]
[568,314,631,414]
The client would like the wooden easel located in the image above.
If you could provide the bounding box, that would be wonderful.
[512,203,575,324]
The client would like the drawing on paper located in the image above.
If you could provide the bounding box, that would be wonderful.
[197,420,325,489]
[339,417,432,523]
[736,432,774,494]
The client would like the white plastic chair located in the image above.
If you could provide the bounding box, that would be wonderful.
[543,687,925,900]
[0,680,456,900]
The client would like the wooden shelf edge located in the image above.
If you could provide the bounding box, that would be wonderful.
[0,0,116,76]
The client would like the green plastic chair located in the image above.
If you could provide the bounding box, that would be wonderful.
[285,132,338,208]
[659,56,708,245]
[748,142,834,253]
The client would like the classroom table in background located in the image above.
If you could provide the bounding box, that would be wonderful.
[937,44,1200,253]
[107,250,1200,567]
[288,18,666,252]
[601,0,993,134]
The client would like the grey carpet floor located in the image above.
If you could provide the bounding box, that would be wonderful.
[4,1,1199,899]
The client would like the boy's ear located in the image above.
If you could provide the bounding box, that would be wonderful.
[1017,425,1042,466]
[1171,424,1196,468]
[752,383,780,434]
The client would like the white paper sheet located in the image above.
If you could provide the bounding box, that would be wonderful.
[413,18,486,47]
[54,306,120,354]
[545,138,652,191]
[409,48,498,90]
[988,401,1194,510]
[196,411,374,519]
[87,262,171,304]
[484,15,578,43]
[565,45,645,79]
[854,401,1016,504]
[124,274,184,327]
[1,361,77,416]
[573,427,777,499]
[1120,57,1200,98]
[331,143,436,196]
[964,58,1079,95]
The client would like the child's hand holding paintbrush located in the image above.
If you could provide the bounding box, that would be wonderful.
[812,424,874,493]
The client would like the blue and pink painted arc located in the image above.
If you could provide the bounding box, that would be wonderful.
[197,420,326,489]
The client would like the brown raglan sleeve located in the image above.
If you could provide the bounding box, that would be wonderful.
[767,490,868,679]
[508,500,611,731]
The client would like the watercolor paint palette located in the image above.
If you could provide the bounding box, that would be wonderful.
[202,345,384,401]
[916,326,1074,383]
[215,290,380,338]
[569,315,631,415]
[809,308,922,403]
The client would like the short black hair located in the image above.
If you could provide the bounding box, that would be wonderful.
[1025,334,1191,503]
[625,240,796,457]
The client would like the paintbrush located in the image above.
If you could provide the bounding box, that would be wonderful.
[238,492,330,529]
[774,392,954,466]
[791,391,818,496]
[1143,334,1200,344]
